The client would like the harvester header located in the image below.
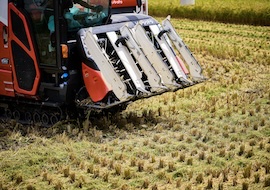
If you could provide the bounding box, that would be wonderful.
[0,0,204,125]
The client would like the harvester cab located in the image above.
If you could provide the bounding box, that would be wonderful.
[0,0,205,125]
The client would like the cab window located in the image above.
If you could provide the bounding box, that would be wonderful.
[24,0,56,66]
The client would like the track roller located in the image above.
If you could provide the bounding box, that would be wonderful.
[5,109,12,119]
[33,112,41,123]
[13,110,20,121]
[25,112,32,123]
[50,114,60,125]
[41,113,50,125]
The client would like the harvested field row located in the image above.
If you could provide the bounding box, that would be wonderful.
[0,18,269,189]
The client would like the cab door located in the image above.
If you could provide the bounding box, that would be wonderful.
[8,2,40,96]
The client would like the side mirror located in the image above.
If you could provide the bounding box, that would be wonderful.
[136,0,142,7]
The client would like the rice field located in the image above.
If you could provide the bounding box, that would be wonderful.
[149,0,270,26]
[0,17,269,189]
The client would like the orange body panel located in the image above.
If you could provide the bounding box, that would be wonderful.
[82,63,110,102]
[111,0,137,8]
[0,22,11,71]
[8,3,40,96]
[0,17,14,96]
[0,69,15,97]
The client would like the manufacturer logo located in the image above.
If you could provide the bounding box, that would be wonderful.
[112,0,123,5]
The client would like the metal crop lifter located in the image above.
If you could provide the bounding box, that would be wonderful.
[119,25,165,93]
[149,24,192,86]
[106,31,149,95]
[79,29,131,102]
[162,16,205,81]
[132,23,178,89]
